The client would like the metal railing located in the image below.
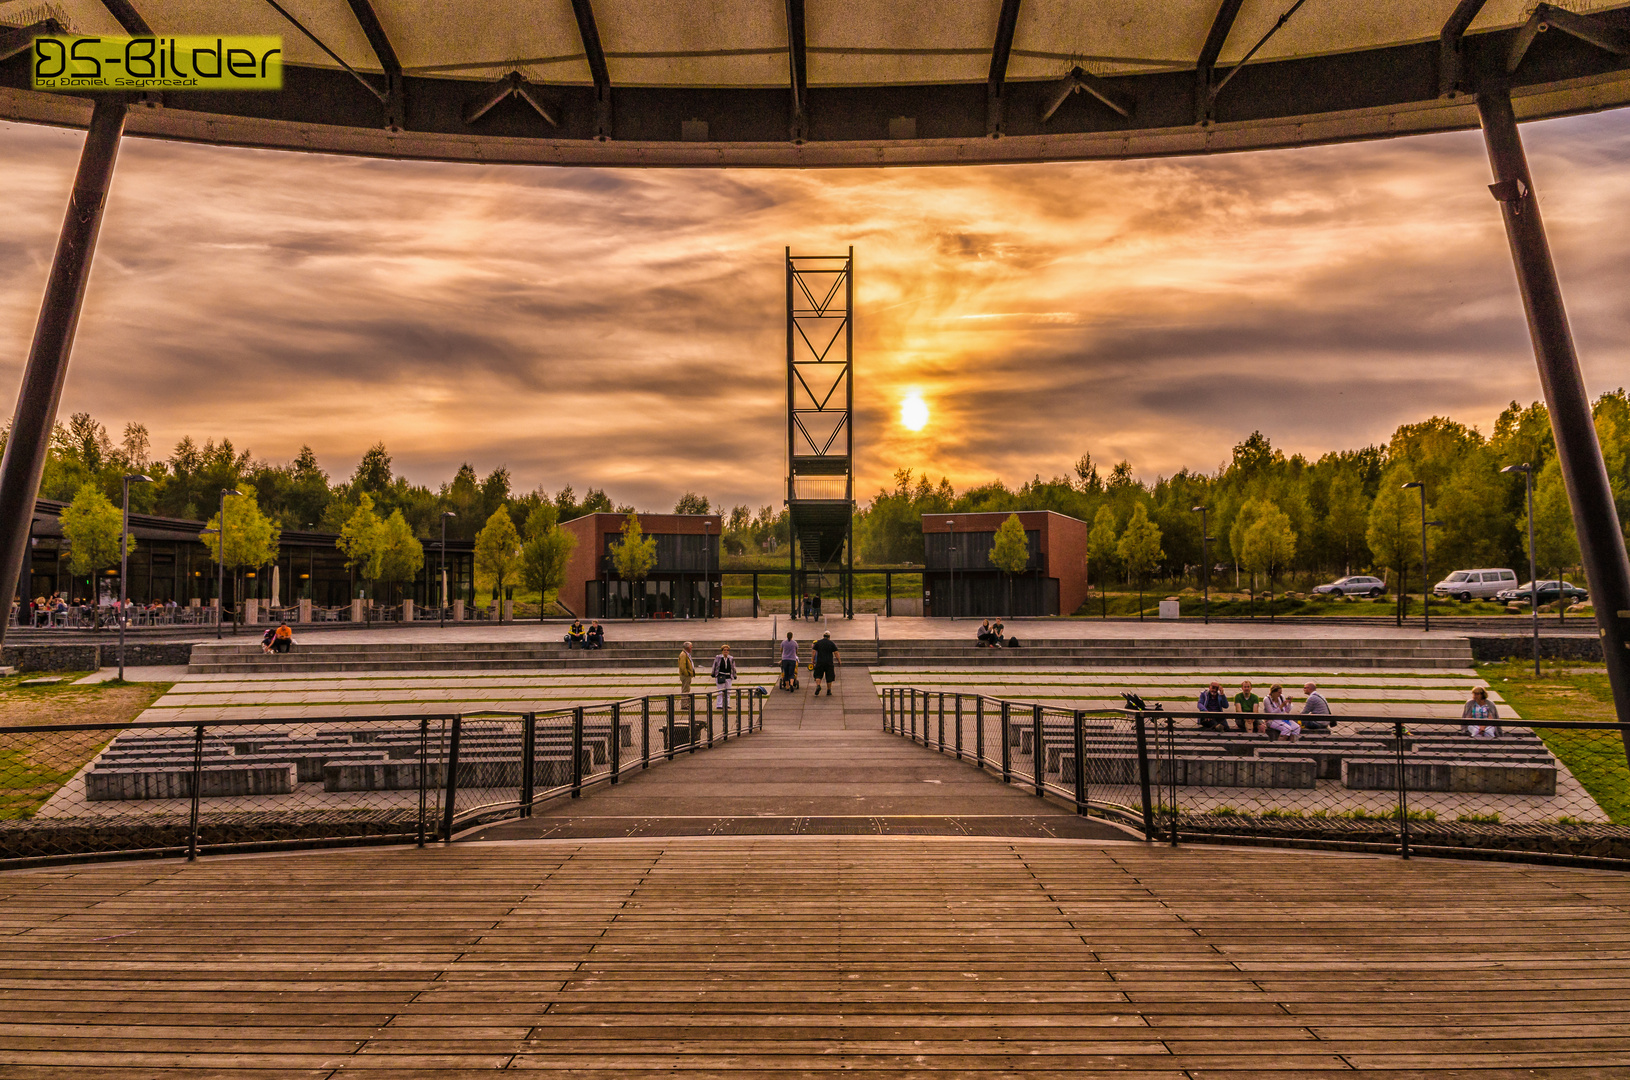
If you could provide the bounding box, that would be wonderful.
[882,687,1630,869]
[0,688,761,869]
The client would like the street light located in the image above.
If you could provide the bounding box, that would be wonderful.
[1401,481,1433,632]
[1503,462,1541,676]
[215,488,243,640]
[947,519,956,622]
[439,511,456,629]
[703,519,711,623]
[117,473,153,680]
[1191,506,1209,625]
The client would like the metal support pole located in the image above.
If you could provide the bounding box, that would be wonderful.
[938,692,946,751]
[1133,713,1155,841]
[704,693,713,751]
[1480,85,1630,754]
[642,697,651,768]
[1166,719,1179,848]
[1072,709,1087,815]
[610,702,621,782]
[520,712,536,813]
[186,722,204,861]
[571,706,584,796]
[955,695,964,760]
[441,715,462,842]
[1001,701,1012,784]
[665,694,675,761]
[1394,721,1411,860]
[0,99,127,646]
[976,697,985,769]
[1032,704,1044,797]
[1527,471,1540,677]
[416,718,430,846]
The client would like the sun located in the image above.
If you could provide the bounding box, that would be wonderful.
[900,394,929,432]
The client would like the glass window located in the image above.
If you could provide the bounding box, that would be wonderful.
[1500,571,1516,580]
[1447,572,1468,582]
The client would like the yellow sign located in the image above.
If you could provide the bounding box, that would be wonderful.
[32,36,282,91]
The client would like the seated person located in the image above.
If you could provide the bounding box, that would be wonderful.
[587,621,605,649]
[565,620,586,648]
[1263,684,1299,741]
[1299,682,1335,732]
[260,626,277,654]
[1196,681,1230,730]
[1462,686,1500,738]
[990,620,1006,648]
[1232,679,1263,733]
[272,622,295,654]
[976,620,997,647]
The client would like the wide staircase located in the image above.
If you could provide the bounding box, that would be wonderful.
[876,635,1472,669]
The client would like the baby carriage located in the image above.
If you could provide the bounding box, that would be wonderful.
[779,660,800,693]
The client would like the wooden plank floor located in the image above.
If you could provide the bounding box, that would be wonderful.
[1,838,1628,1077]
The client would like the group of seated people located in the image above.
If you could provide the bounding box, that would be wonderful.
[975,620,1019,648]
[1195,680,1333,742]
[565,620,606,649]
[258,622,296,654]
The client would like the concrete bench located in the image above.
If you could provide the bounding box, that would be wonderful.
[1055,753,1317,790]
[323,750,588,792]
[87,763,297,801]
[1342,756,1557,796]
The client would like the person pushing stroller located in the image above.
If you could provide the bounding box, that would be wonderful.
[778,632,800,692]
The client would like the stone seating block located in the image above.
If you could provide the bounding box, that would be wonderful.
[1342,757,1557,796]
[87,763,296,801]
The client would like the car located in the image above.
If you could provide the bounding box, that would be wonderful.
[1433,568,1517,602]
[1313,575,1386,597]
[1495,580,1589,605]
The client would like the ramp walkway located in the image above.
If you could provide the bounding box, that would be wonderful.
[469,667,1127,841]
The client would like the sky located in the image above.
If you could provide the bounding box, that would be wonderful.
[2,107,1629,513]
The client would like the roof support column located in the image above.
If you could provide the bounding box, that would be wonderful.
[0,97,128,649]
[1479,85,1630,755]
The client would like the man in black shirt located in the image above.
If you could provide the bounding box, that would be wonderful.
[811,632,839,696]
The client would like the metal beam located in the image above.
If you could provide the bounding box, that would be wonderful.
[462,71,557,127]
[786,0,808,143]
[0,20,60,63]
[1509,4,1630,74]
[0,97,127,654]
[986,0,1022,136]
[98,0,153,36]
[1478,84,1630,755]
[570,0,612,139]
[345,0,404,129]
[1439,0,1489,97]
[1195,0,1245,123]
[1040,66,1133,122]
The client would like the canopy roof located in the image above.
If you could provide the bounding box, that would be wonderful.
[2,1,1628,165]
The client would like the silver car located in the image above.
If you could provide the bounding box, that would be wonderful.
[1434,568,1516,601]
[1313,575,1386,597]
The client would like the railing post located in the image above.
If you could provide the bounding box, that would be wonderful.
[610,702,621,784]
[571,706,584,798]
[689,693,699,754]
[186,722,205,861]
[1001,702,1012,784]
[666,695,676,761]
[519,711,536,814]
[1165,718,1179,848]
[1032,705,1045,797]
[642,698,651,769]
[441,714,463,842]
[1133,712,1155,841]
[705,692,714,750]
[955,695,963,761]
[976,697,985,769]
[1394,720,1411,860]
[1072,710,1087,816]
[738,688,744,737]
[908,689,916,742]
[938,692,946,751]
[416,717,429,847]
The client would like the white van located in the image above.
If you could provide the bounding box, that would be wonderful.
[1433,568,1517,601]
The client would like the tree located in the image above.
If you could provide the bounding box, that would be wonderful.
[374,510,425,603]
[1522,458,1581,624]
[1116,503,1164,621]
[336,493,385,596]
[987,513,1031,617]
[610,512,658,616]
[60,483,132,602]
[674,491,711,515]
[1087,505,1118,618]
[1240,503,1297,621]
[1366,471,1428,626]
[352,443,393,495]
[520,503,577,619]
[1324,471,1370,575]
[473,507,523,618]
[202,485,282,625]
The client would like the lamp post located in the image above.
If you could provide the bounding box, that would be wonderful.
[1503,462,1541,676]
[215,488,242,640]
[703,519,711,622]
[947,519,955,621]
[439,511,455,629]
[117,473,152,680]
[1401,481,1433,632]
[1191,506,1209,625]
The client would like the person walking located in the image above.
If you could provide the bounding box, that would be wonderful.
[811,632,839,696]
[678,641,695,697]
[711,644,737,710]
[779,632,799,691]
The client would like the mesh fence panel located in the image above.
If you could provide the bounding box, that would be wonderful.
[880,688,1630,866]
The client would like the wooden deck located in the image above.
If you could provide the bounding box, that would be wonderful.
[2,838,1629,1076]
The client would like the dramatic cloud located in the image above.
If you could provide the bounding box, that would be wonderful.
[2,107,1628,511]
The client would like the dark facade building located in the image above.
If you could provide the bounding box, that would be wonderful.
[22,499,473,609]
[560,513,721,619]
[921,511,1089,618]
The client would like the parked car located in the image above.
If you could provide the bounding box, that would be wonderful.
[1433,568,1517,601]
[1313,575,1386,597]
[1494,580,1589,605]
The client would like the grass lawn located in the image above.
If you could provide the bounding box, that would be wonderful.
[1478,659,1630,823]
[0,673,172,820]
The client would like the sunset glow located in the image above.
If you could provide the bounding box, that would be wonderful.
[901,395,929,432]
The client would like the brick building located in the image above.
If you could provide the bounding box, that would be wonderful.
[559,513,722,619]
[920,511,1089,618]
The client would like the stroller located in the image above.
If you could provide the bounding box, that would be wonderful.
[779,661,801,693]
